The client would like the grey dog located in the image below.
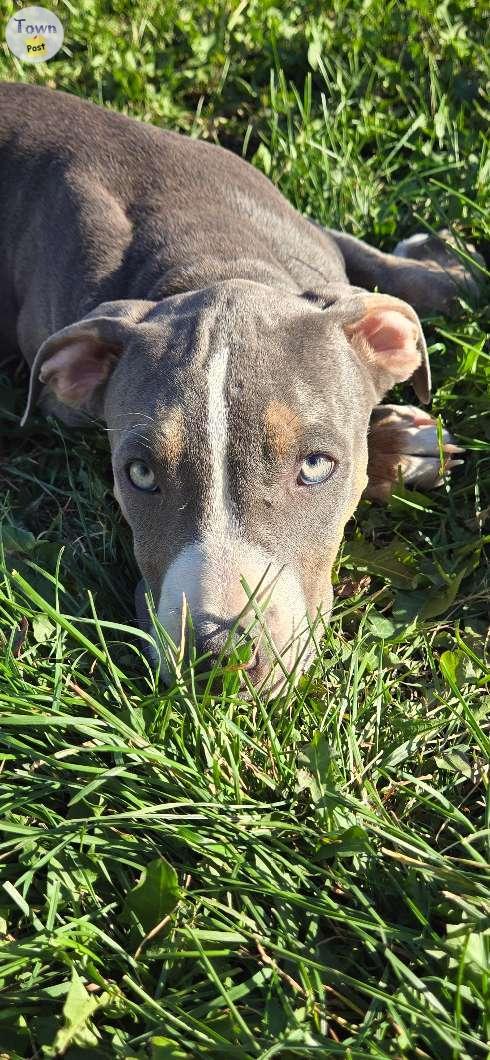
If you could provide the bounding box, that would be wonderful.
[0,83,472,691]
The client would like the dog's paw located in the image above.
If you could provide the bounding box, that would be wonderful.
[366,404,464,502]
[394,230,483,302]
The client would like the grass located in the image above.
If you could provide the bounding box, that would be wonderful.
[0,0,489,1056]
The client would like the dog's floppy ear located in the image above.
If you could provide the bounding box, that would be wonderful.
[21,300,156,426]
[344,293,431,404]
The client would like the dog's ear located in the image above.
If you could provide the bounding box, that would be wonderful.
[21,300,156,426]
[344,293,431,403]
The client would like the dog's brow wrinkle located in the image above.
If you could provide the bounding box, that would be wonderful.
[290,254,331,285]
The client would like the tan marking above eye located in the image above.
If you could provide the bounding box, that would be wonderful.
[263,400,300,457]
[156,406,185,464]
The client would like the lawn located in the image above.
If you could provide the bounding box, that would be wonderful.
[0,1,489,1056]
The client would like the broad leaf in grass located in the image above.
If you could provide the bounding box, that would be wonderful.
[151,1038,189,1059]
[1,524,36,555]
[307,32,322,71]
[296,732,337,802]
[342,535,418,589]
[394,561,475,622]
[298,731,335,777]
[419,567,469,619]
[439,649,466,686]
[388,482,437,514]
[319,825,371,858]
[123,856,180,934]
[45,967,105,1055]
[252,142,272,175]
[435,747,473,778]
[32,613,55,645]
[366,611,396,638]
[445,924,490,979]
[297,736,358,832]
[392,588,429,623]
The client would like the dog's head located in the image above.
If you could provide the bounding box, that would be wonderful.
[24,280,429,692]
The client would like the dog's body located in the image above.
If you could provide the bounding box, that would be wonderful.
[0,83,470,689]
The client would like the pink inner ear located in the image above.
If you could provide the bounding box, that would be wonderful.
[349,308,421,381]
[39,337,116,406]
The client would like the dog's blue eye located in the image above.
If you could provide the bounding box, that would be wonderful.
[127,460,158,492]
[298,453,335,486]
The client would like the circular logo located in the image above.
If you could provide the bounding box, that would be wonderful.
[5,6,64,63]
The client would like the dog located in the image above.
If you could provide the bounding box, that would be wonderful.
[0,82,473,692]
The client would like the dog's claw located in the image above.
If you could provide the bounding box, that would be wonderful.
[366,404,465,501]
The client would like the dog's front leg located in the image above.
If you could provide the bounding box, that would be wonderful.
[326,229,483,316]
[365,404,465,501]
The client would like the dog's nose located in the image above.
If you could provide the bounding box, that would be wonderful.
[193,625,271,688]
